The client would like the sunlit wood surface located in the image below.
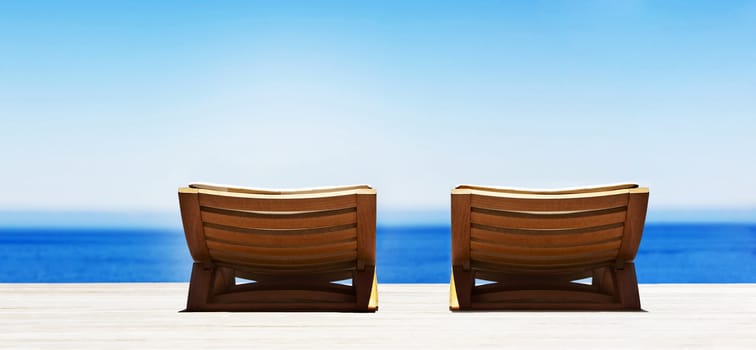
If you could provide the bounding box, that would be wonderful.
[1,283,755,349]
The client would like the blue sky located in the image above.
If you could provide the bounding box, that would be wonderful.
[1,1,755,223]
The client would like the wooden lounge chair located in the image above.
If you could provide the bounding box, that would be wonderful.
[449,183,649,311]
[178,183,378,312]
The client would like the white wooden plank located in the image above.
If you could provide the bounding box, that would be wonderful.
[0,284,754,349]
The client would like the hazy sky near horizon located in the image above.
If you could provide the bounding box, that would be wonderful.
[1,1,755,213]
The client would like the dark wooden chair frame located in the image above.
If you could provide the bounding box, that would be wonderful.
[450,184,649,311]
[179,183,378,312]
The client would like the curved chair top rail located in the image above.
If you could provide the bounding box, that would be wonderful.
[454,183,647,197]
[183,183,375,198]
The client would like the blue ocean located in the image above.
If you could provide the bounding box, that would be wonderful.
[1,224,754,283]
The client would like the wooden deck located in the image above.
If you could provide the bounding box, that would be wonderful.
[1,283,755,349]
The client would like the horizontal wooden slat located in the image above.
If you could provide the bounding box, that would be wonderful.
[201,207,357,230]
[471,260,613,275]
[229,274,354,294]
[231,280,355,294]
[471,239,621,257]
[225,260,357,275]
[204,226,357,248]
[473,281,600,295]
[473,289,615,304]
[212,290,356,304]
[471,250,618,269]
[201,206,355,218]
[235,269,354,284]
[455,183,638,195]
[470,207,627,230]
[198,192,357,212]
[471,192,629,212]
[470,225,625,247]
[189,183,373,195]
[193,301,359,312]
[210,249,357,269]
[474,270,594,285]
[206,239,356,258]
[465,301,632,311]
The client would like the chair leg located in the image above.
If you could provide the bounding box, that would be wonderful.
[213,266,236,294]
[592,266,616,295]
[452,266,474,310]
[186,262,215,311]
[613,262,641,310]
[354,266,376,312]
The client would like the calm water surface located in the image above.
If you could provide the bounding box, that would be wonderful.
[0,224,754,283]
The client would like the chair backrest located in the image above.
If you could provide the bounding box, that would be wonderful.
[451,184,649,272]
[178,184,376,276]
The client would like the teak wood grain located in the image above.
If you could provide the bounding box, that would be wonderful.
[451,184,649,311]
[470,225,625,247]
[203,226,358,248]
[178,183,378,312]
